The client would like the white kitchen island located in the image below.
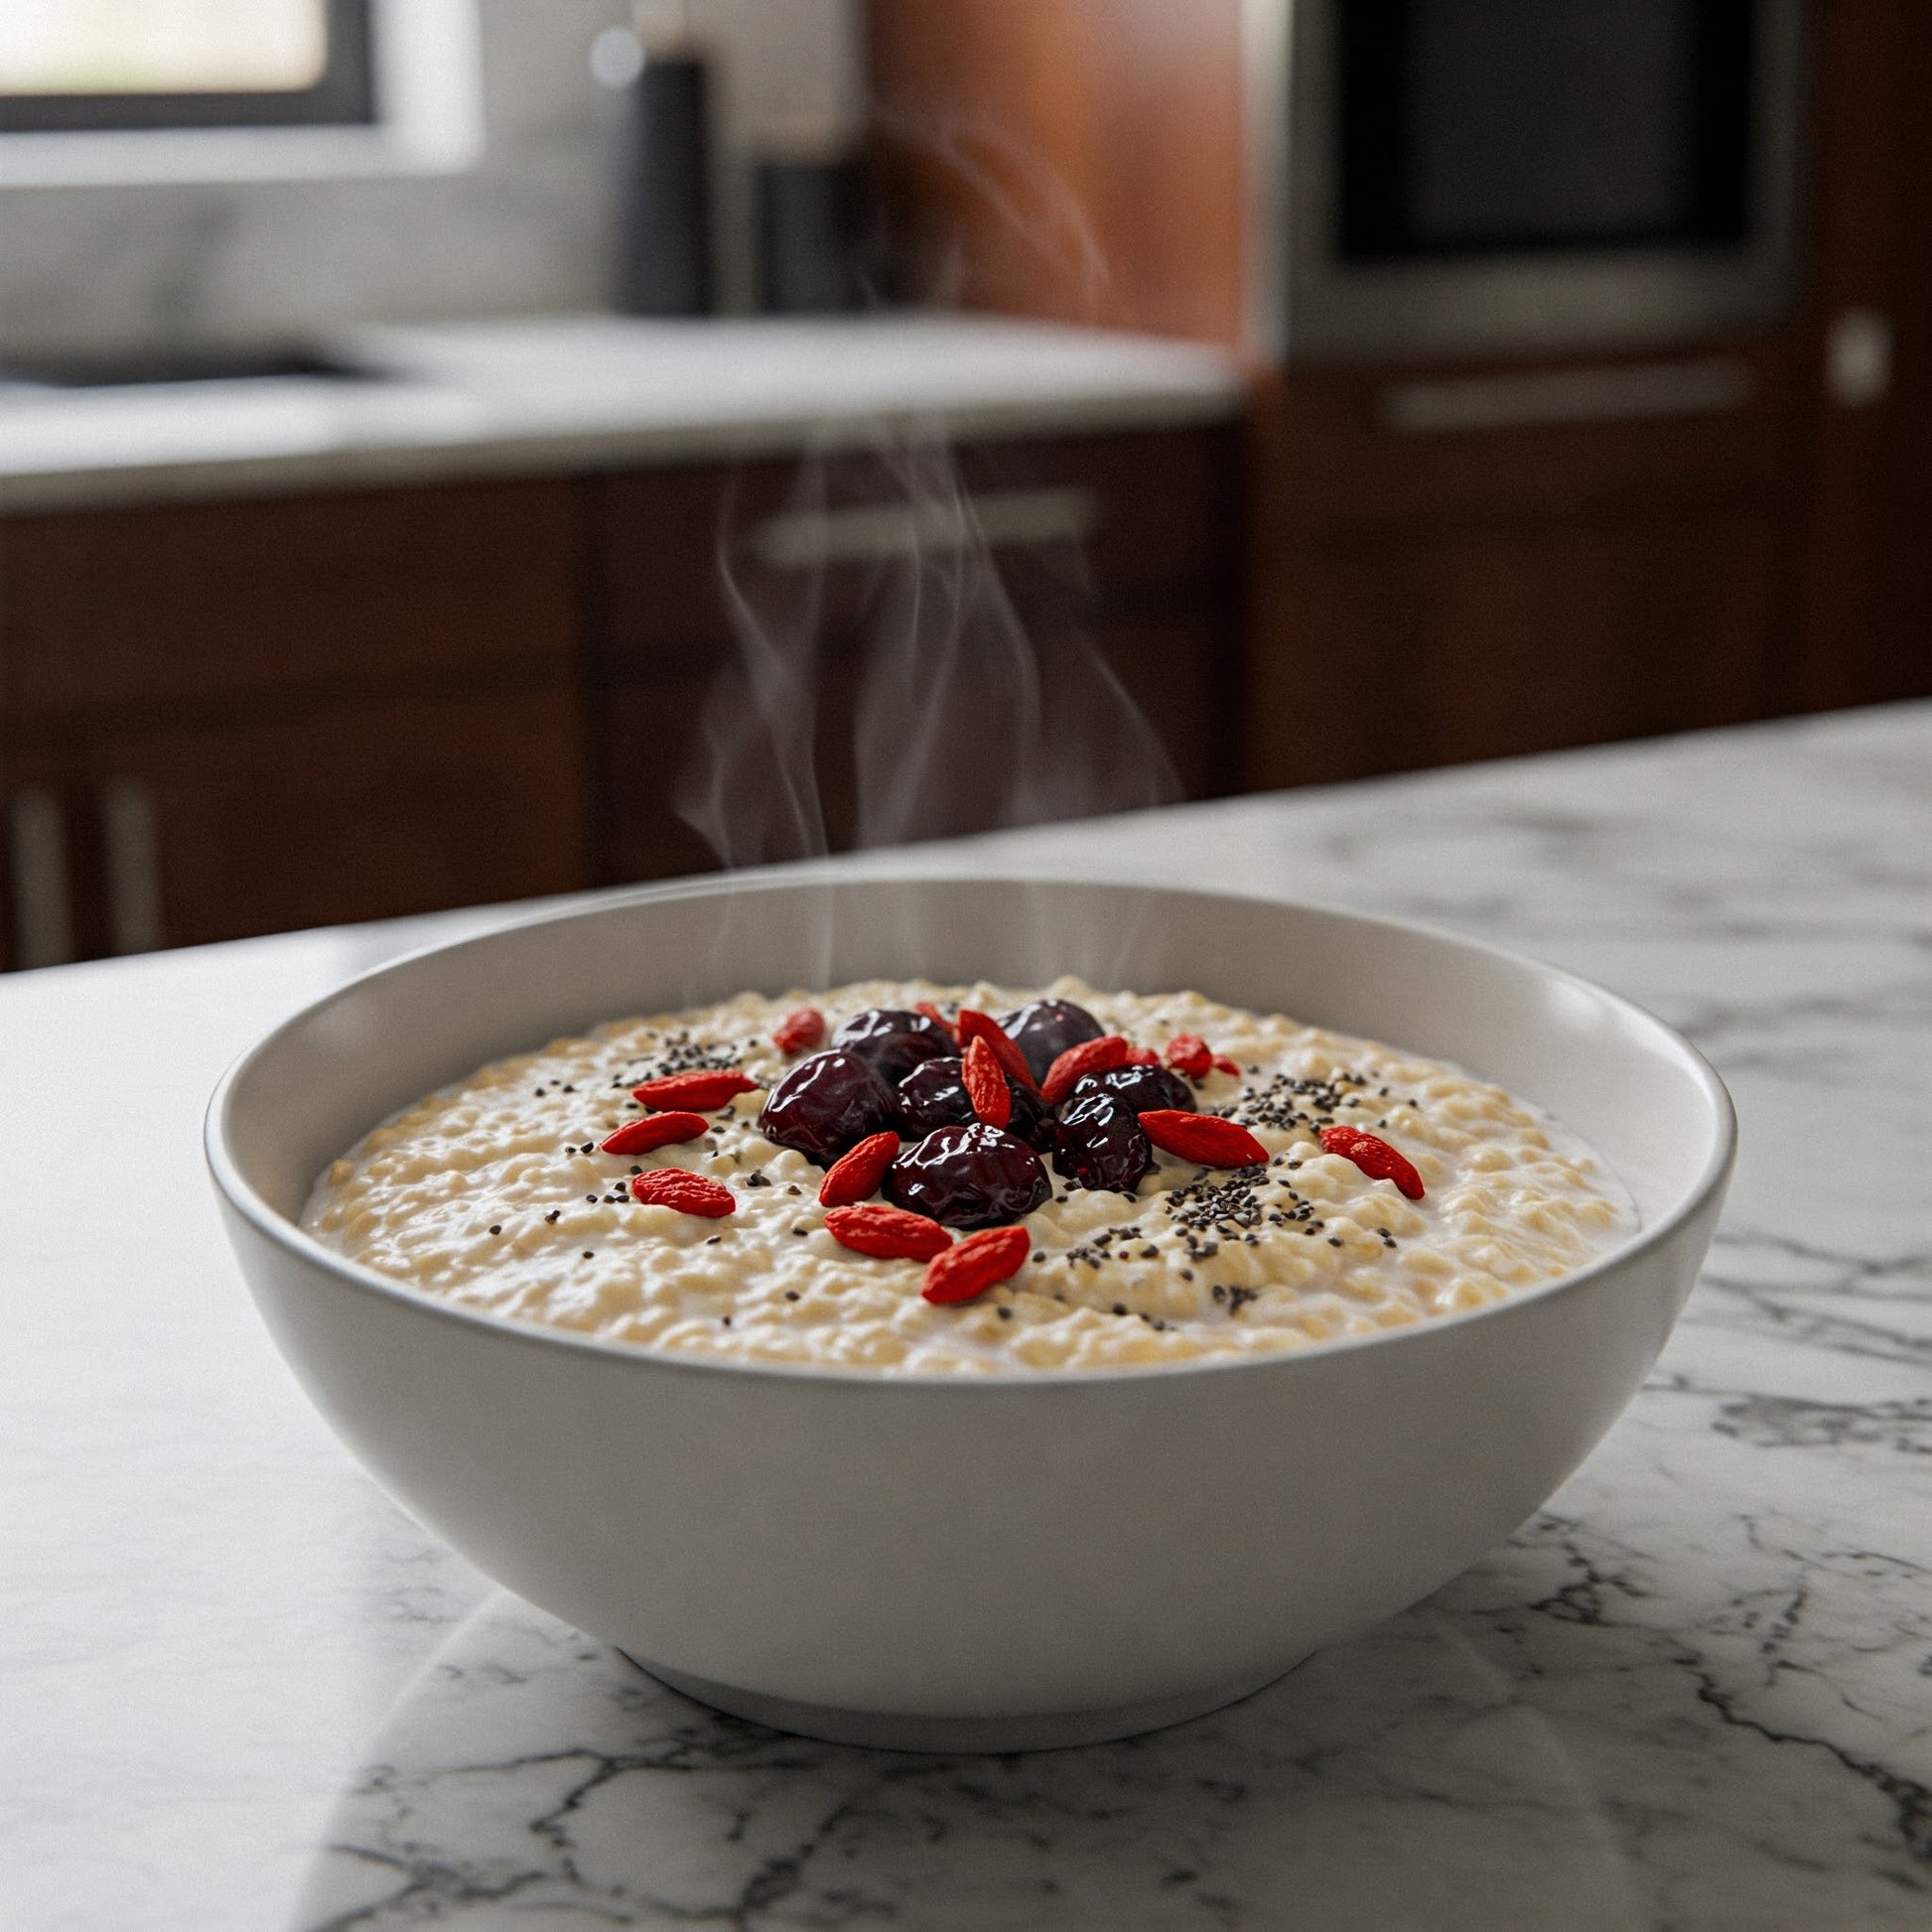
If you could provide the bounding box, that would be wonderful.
[4,703,1928,1931]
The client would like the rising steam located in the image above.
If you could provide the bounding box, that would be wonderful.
[674,429,1182,870]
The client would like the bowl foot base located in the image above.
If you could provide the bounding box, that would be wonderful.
[619,1652,1308,1753]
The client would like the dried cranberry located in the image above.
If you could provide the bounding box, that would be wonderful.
[886,1124,1050,1229]
[896,1057,1054,1152]
[758,1048,894,1167]
[833,1007,954,1086]
[1065,1062,1193,1115]
[997,998,1105,1083]
[1052,1091,1154,1195]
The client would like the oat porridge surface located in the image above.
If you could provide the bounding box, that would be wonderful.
[303,978,1635,1374]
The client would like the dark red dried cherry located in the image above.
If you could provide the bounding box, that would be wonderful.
[896,1056,1053,1152]
[996,998,1105,1084]
[758,1048,894,1167]
[1052,1091,1154,1195]
[833,1007,955,1086]
[1065,1062,1193,1116]
[885,1123,1050,1229]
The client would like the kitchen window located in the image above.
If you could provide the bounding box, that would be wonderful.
[0,0,480,183]
[0,0,376,133]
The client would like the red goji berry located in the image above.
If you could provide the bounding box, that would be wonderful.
[1041,1035,1131,1107]
[922,1223,1031,1305]
[961,1035,1013,1129]
[1137,1109,1269,1168]
[1165,1033,1213,1079]
[1211,1055,1242,1077]
[600,1111,710,1156]
[772,1007,825,1054]
[629,1170,736,1216]
[630,1069,757,1111]
[915,1001,958,1042]
[1319,1125,1426,1200]
[957,1009,1038,1092]
[1123,1044,1160,1065]
[818,1130,900,1208]
[825,1202,953,1262]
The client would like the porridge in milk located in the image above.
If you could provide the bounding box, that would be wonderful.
[304,980,1634,1373]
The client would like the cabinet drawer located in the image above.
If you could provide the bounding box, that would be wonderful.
[1256,337,1803,539]
[3,677,590,957]
[1245,510,1785,790]
[106,678,590,948]
[0,479,579,728]
[593,609,1228,886]
[590,426,1239,662]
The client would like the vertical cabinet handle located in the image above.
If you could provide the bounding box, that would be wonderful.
[100,778,164,957]
[7,787,76,970]
[1825,309,1892,409]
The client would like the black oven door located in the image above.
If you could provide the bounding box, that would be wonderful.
[1337,0,1756,262]
[1275,0,1805,359]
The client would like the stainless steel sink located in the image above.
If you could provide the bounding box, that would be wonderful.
[0,345,386,389]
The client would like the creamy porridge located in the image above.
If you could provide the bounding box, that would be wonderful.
[303,978,1634,1373]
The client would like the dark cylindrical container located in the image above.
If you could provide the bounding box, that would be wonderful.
[615,53,713,317]
[755,154,864,315]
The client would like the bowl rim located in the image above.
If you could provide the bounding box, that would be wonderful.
[205,870,1737,1391]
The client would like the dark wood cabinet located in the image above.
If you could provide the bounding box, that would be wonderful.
[0,480,578,721]
[1242,345,1804,787]
[1249,340,1804,537]
[1,423,1239,967]
[65,680,590,953]
[1247,510,1786,790]
[585,426,1242,885]
[1788,0,1932,714]
[0,479,591,970]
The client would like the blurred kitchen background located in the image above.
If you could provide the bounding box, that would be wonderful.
[0,0,1925,970]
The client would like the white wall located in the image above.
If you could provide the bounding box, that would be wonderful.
[0,0,863,353]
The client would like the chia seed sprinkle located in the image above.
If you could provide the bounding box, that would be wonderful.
[1231,1067,1375,1138]
[623,1031,741,1082]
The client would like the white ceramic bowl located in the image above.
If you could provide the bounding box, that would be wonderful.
[207,875,1733,1751]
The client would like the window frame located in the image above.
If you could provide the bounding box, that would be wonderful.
[0,0,377,136]
[0,0,480,184]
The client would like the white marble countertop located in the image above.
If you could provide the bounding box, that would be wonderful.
[5,703,1929,1930]
[0,313,1243,512]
